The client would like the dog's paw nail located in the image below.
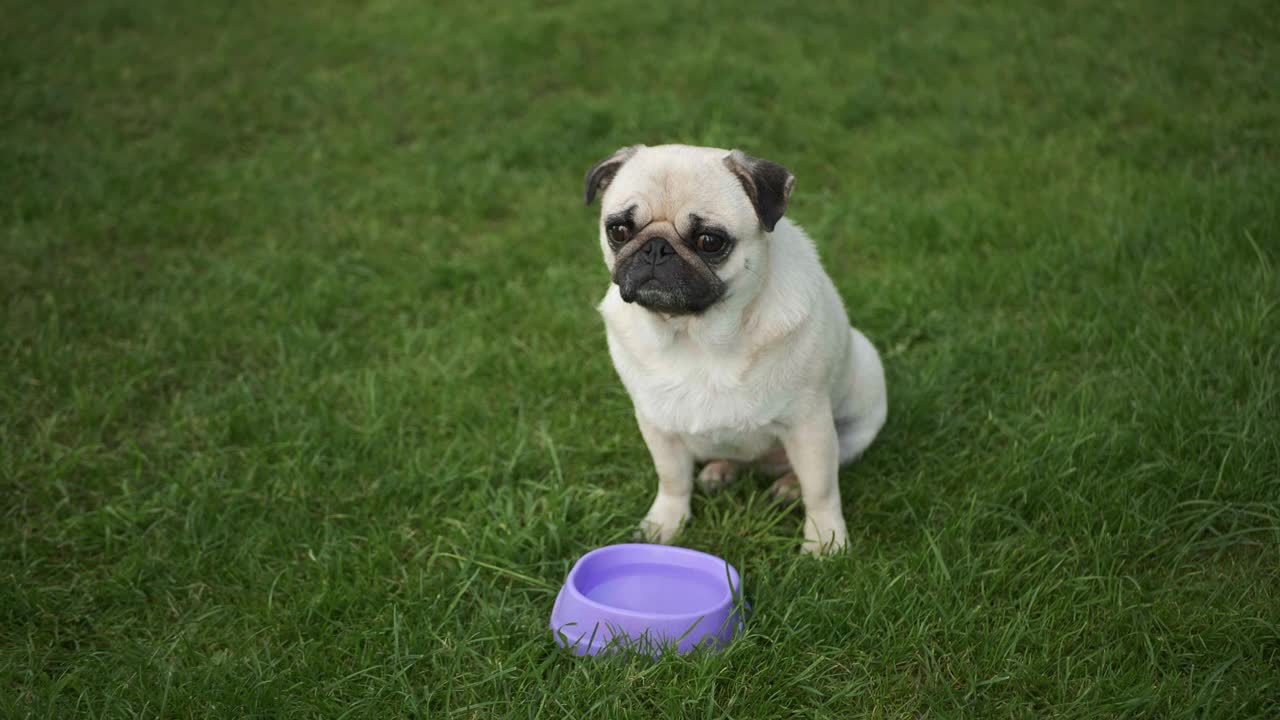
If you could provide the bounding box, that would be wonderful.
[636,526,675,544]
[802,512,849,556]
[800,540,847,557]
[637,514,686,544]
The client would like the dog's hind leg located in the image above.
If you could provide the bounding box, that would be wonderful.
[834,327,888,465]
[696,460,741,493]
[836,413,884,465]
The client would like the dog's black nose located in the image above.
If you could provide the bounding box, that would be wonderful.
[639,237,676,265]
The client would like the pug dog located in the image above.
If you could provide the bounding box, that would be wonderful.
[584,144,888,554]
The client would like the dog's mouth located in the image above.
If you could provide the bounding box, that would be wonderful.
[613,255,724,315]
[617,273,655,303]
[617,277,711,316]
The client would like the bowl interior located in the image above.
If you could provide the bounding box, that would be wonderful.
[570,545,735,617]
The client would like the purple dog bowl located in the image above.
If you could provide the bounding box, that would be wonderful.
[550,544,744,656]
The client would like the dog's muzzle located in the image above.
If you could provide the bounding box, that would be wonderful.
[611,231,722,290]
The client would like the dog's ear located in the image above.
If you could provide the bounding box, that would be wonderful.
[585,145,642,205]
[724,150,796,232]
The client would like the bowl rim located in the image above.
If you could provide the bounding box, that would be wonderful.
[560,543,742,623]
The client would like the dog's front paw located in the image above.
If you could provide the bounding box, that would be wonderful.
[801,510,848,556]
[636,495,690,544]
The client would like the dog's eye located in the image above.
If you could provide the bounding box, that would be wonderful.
[696,233,726,254]
[607,224,630,247]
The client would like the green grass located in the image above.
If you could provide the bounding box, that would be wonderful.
[3,0,1278,716]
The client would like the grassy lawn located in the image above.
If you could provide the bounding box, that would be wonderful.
[3,0,1278,716]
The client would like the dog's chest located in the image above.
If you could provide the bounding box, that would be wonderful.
[610,330,787,455]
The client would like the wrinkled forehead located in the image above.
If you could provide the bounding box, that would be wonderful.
[602,152,754,232]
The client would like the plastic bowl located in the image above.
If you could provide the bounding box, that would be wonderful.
[550,543,744,656]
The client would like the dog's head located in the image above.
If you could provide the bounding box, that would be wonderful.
[585,144,795,316]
